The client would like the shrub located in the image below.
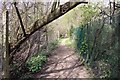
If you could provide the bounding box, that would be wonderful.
[48,40,59,51]
[26,51,47,73]
[26,40,59,73]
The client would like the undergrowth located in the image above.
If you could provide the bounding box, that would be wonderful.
[59,38,74,47]
[10,40,59,79]
[72,24,119,78]
[26,51,47,73]
[26,40,59,73]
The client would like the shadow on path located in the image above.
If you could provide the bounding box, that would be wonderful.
[34,44,92,78]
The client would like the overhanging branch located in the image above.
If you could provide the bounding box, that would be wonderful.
[10,1,88,55]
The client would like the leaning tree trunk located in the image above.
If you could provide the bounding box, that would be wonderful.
[10,1,88,55]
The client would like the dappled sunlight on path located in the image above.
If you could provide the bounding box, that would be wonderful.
[34,44,92,78]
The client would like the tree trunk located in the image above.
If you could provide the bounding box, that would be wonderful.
[10,1,88,55]
[2,10,10,78]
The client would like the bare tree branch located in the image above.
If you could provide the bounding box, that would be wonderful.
[14,2,26,37]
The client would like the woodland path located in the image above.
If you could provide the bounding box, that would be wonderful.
[34,44,92,78]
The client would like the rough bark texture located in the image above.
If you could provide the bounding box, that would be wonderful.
[2,10,9,78]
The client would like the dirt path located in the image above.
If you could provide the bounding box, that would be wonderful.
[34,44,92,78]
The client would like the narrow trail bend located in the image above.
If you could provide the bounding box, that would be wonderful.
[34,44,92,78]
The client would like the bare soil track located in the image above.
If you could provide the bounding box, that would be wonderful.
[34,44,92,78]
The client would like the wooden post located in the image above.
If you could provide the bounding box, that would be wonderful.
[2,10,9,78]
[45,27,49,52]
